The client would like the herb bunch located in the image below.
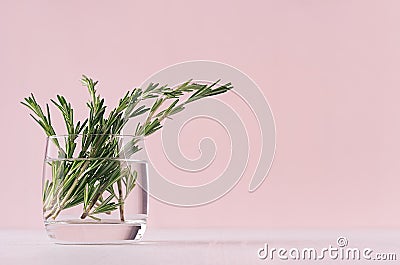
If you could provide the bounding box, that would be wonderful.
[22,75,232,221]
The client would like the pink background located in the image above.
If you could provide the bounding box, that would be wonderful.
[1,0,400,229]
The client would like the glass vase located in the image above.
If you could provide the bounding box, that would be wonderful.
[42,134,148,244]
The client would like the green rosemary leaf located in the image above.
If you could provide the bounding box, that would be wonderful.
[150,98,164,113]
[143,119,161,136]
[88,215,101,221]
[92,194,117,214]
[43,179,50,203]
[83,183,89,209]
[128,105,150,118]
[46,104,51,126]
[124,170,137,200]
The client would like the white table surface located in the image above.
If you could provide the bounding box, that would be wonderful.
[1,228,399,264]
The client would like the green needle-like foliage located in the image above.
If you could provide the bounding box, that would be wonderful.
[22,75,232,221]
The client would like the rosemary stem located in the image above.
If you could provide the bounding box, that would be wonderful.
[117,179,125,222]
[80,192,101,219]
[45,161,89,220]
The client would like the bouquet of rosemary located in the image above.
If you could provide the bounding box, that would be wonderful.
[22,75,232,222]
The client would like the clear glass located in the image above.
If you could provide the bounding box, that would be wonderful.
[42,134,148,244]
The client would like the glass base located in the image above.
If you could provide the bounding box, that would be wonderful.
[45,219,146,244]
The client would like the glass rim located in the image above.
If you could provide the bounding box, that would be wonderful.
[47,134,144,139]
[45,157,148,163]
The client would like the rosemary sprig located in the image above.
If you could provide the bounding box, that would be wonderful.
[22,75,232,221]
